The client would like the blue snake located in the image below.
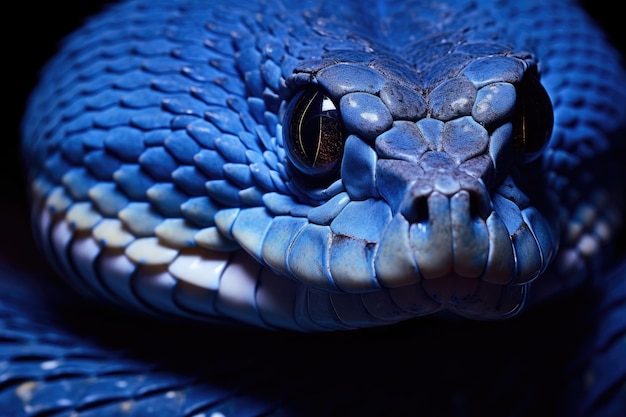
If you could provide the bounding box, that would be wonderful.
[2,0,625,415]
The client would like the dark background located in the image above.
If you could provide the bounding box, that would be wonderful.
[5,3,112,205]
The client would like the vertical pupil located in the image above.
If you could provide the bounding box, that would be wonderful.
[300,98,340,167]
[286,88,344,176]
[513,74,554,161]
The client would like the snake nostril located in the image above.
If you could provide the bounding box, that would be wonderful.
[401,188,491,225]
[469,188,492,220]
[468,191,485,219]
[403,195,429,224]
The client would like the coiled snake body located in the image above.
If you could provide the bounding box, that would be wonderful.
[2,0,625,415]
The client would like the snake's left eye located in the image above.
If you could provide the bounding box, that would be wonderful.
[512,73,554,162]
[283,87,346,178]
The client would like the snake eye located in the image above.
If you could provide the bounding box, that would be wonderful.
[512,73,554,162]
[283,87,346,178]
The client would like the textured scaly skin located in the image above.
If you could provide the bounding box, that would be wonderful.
[3,0,625,415]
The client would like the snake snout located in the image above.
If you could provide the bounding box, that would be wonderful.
[398,175,493,280]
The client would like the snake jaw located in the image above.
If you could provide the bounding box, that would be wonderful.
[370,142,559,316]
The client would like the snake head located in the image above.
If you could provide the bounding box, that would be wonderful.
[274,48,558,319]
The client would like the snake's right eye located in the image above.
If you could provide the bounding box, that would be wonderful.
[283,87,346,178]
[512,73,554,162]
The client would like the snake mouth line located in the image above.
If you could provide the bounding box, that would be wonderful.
[417,273,528,319]
[381,193,552,321]
[373,192,552,282]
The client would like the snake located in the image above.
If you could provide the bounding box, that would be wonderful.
[2,0,625,415]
